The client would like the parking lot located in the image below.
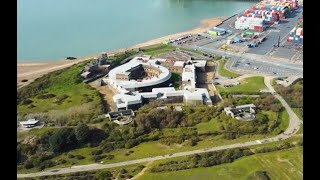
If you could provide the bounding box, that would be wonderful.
[169,34,214,47]
[227,58,302,76]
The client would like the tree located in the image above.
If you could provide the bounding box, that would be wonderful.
[49,128,77,153]
[17,150,21,163]
[75,123,90,144]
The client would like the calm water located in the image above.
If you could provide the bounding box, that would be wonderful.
[17,0,255,62]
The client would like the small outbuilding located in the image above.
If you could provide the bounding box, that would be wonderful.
[20,119,39,128]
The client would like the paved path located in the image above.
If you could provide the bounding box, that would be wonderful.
[17,76,302,178]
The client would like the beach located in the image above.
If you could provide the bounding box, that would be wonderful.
[17,16,226,88]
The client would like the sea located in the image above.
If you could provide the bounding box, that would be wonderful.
[17,0,255,62]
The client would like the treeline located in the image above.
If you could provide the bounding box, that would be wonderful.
[17,123,106,170]
[275,79,303,117]
[150,141,303,173]
[22,165,145,180]
[150,148,253,173]
[255,141,303,153]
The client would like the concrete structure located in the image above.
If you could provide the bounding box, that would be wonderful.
[107,109,135,121]
[81,56,111,79]
[106,56,213,111]
[108,56,171,92]
[19,119,39,128]
[224,104,256,120]
[182,64,196,90]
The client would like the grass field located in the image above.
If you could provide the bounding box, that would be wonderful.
[195,118,222,134]
[293,108,303,120]
[138,147,303,180]
[218,59,239,78]
[17,62,103,122]
[141,44,176,57]
[297,125,303,134]
[217,76,266,94]
[19,133,276,174]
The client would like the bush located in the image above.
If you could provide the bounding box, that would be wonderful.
[68,154,75,159]
[54,95,69,104]
[75,123,90,144]
[21,99,33,105]
[49,128,77,153]
[119,168,127,174]
[58,159,67,164]
[24,160,34,169]
[38,160,56,170]
[37,94,56,99]
[125,139,138,149]
[75,155,85,160]
[96,171,113,179]
[92,155,107,162]
[91,149,103,156]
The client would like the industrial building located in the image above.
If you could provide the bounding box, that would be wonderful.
[207,27,226,36]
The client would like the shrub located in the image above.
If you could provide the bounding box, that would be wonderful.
[75,155,85,160]
[58,159,67,164]
[119,168,127,174]
[37,94,56,99]
[91,149,103,156]
[21,99,33,105]
[92,155,107,162]
[24,160,34,169]
[54,95,69,104]
[68,154,75,159]
[49,128,77,153]
[75,123,90,144]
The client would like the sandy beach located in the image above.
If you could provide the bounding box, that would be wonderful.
[17,16,226,88]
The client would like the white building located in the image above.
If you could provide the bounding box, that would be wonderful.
[107,56,213,111]
[20,119,39,128]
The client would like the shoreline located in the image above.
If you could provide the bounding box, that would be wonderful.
[17,16,226,86]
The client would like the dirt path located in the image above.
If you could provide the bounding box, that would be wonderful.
[131,161,154,180]
[88,81,114,112]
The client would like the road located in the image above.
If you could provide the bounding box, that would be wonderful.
[17,76,302,178]
[194,46,303,77]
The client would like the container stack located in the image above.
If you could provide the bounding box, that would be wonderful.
[287,18,303,43]
[235,0,299,32]
[235,16,266,32]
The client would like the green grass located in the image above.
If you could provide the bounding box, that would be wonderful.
[138,147,303,180]
[141,44,176,57]
[37,133,273,172]
[293,108,303,120]
[195,118,223,134]
[217,76,266,94]
[297,125,303,134]
[17,62,103,120]
[279,110,289,132]
[171,72,181,90]
[218,59,239,78]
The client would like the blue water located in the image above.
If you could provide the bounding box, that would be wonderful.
[17,0,255,61]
